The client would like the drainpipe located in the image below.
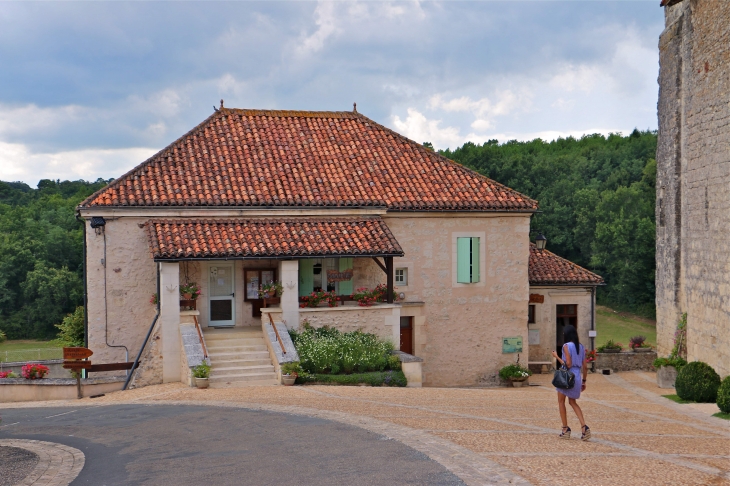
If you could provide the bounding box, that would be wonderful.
[75,212,89,379]
[590,286,596,373]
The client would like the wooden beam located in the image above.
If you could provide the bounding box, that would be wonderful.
[372,257,387,274]
[386,256,394,304]
[87,362,139,373]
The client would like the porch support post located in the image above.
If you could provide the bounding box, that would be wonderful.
[385,256,394,304]
[159,262,181,383]
[280,260,300,329]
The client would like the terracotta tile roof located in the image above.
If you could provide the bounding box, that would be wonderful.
[145,217,404,260]
[80,108,537,212]
[529,245,604,286]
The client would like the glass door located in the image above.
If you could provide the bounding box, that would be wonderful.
[209,263,235,327]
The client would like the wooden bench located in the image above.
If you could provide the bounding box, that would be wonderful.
[528,361,553,374]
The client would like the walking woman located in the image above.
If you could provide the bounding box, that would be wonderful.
[551,325,591,440]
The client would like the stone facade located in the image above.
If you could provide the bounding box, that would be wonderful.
[299,305,400,344]
[595,351,657,373]
[657,0,730,378]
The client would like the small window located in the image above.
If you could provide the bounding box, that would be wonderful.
[395,268,408,286]
[456,237,480,283]
[528,305,536,324]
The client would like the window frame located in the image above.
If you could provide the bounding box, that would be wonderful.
[528,304,536,324]
[395,267,408,286]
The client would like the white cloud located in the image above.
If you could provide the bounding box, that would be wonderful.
[0,141,157,185]
[0,103,89,138]
[296,1,341,55]
[391,109,464,148]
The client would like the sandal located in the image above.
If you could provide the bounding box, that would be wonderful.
[581,425,591,441]
[559,426,571,439]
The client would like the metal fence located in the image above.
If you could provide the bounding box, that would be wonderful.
[0,348,63,363]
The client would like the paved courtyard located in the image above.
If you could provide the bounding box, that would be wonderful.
[2,371,729,485]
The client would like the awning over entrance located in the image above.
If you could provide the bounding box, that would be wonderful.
[145,217,404,261]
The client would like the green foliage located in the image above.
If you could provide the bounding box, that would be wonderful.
[0,330,6,344]
[289,325,395,375]
[597,339,623,352]
[662,394,693,404]
[0,178,110,339]
[297,370,407,387]
[192,361,211,379]
[672,313,687,360]
[675,361,721,403]
[280,361,304,376]
[443,131,657,316]
[499,363,532,380]
[54,306,85,347]
[653,356,687,370]
[717,376,730,414]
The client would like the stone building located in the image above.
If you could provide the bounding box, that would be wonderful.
[657,0,730,377]
[77,107,602,388]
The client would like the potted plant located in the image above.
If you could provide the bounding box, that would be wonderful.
[597,340,623,353]
[259,281,283,298]
[498,361,532,387]
[629,335,652,353]
[180,282,201,300]
[192,361,211,389]
[653,356,687,388]
[280,362,301,386]
[21,363,50,380]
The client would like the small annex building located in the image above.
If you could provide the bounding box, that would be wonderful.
[77,106,603,388]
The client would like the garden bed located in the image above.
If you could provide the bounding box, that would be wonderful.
[297,370,407,387]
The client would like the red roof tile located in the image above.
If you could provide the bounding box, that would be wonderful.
[529,245,604,286]
[145,217,404,260]
[80,109,537,212]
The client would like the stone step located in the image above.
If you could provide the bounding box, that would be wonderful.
[211,364,275,377]
[209,372,278,384]
[208,357,273,367]
[207,345,268,354]
[205,337,266,347]
[204,329,263,340]
[210,378,278,388]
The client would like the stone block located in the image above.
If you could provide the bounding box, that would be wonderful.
[657,365,678,388]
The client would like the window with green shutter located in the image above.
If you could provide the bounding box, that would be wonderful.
[456,237,480,283]
[338,257,354,295]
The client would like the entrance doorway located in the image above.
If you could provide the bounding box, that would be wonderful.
[400,317,413,355]
[209,263,235,327]
[556,304,577,359]
[244,268,277,318]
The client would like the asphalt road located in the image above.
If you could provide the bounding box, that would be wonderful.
[0,404,464,485]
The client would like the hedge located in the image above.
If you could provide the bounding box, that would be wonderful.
[296,370,407,387]
[717,376,730,414]
[675,361,721,403]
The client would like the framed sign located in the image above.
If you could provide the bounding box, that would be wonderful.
[502,336,523,354]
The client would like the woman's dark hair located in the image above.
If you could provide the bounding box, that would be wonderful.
[563,325,580,348]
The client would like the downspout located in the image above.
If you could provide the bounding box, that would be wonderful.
[75,212,89,379]
[590,286,596,373]
[123,262,160,391]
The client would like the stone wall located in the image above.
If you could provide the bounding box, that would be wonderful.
[128,319,162,389]
[657,0,730,378]
[299,305,399,345]
[596,351,657,372]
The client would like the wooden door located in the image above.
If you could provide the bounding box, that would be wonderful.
[400,317,413,355]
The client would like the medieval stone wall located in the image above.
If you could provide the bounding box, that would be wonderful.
[657,0,730,377]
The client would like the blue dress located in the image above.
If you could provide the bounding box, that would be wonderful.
[556,342,585,399]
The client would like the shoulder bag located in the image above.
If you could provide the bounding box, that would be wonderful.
[552,344,576,389]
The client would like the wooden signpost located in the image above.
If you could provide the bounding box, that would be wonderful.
[63,347,93,399]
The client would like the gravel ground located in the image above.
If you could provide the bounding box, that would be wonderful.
[2,371,729,485]
[0,445,39,486]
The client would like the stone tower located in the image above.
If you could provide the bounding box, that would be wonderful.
[656,0,729,377]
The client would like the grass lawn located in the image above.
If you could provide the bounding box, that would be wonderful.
[713,412,730,420]
[0,339,63,362]
[595,306,656,348]
[662,394,694,404]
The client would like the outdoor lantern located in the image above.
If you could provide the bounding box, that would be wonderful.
[535,233,547,251]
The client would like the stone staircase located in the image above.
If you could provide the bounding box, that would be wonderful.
[204,327,278,387]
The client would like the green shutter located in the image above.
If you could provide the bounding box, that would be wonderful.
[338,258,354,296]
[457,237,471,283]
[471,237,480,283]
[299,260,314,297]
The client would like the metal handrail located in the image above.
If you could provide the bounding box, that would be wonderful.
[193,314,208,358]
[268,313,286,355]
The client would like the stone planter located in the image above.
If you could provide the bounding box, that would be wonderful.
[281,374,297,386]
[657,366,677,389]
[195,377,209,389]
[602,348,621,353]
[510,377,529,388]
[632,347,653,353]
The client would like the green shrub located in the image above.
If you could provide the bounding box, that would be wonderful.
[297,370,407,387]
[717,376,730,414]
[597,339,623,352]
[653,356,687,370]
[192,361,210,379]
[499,363,532,380]
[675,361,720,403]
[289,325,395,375]
[0,330,6,344]
[54,306,84,347]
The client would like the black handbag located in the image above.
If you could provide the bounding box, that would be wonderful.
[552,364,576,389]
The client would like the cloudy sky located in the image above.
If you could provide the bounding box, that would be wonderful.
[0,1,664,186]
